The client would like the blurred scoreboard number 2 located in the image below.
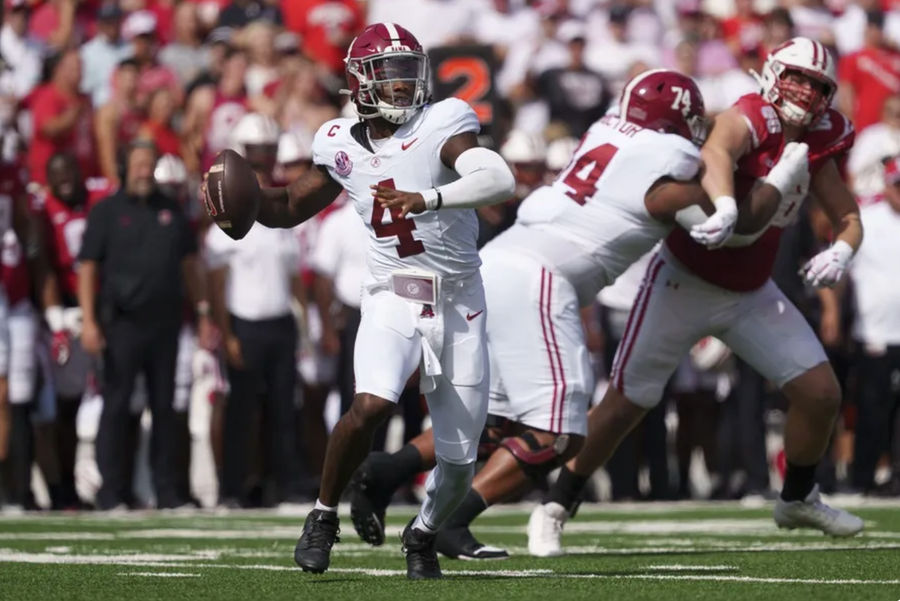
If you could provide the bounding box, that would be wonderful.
[429,45,497,148]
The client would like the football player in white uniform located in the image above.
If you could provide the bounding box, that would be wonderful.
[204,23,514,579]
[530,38,864,558]
[346,69,812,558]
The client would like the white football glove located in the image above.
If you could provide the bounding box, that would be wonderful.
[764,142,809,195]
[765,142,811,227]
[800,240,854,288]
[690,195,737,248]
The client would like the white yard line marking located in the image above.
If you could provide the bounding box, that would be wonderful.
[328,568,554,577]
[0,550,213,565]
[567,574,900,585]
[2,552,898,586]
[2,497,899,522]
[497,542,900,555]
[118,572,200,578]
[644,564,738,571]
[0,533,115,540]
[237,566,900,585]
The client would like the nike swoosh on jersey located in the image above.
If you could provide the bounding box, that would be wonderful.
[401,138,418,151]
[466,310,484,321]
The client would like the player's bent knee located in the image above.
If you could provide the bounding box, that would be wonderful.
[347,393,394,430]
[784,363,842,417]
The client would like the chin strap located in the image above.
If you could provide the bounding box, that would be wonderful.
[749,69,764,88]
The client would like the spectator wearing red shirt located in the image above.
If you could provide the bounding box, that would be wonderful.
[138,87,181,157]
[28,48,96,185]
[94,60,144,186]
[839,10,900,132]
[28,0,84,51]
[281,0,364,76]
[720,0,764,59]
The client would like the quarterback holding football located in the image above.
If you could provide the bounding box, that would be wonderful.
[204,22,518,580]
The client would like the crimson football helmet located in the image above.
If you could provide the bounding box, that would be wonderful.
[753,37,836,127]
[619,69,708,146]
[343,23,429,124]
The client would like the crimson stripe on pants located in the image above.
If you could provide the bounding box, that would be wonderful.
[545,270,567,432]
[612,255,664,391]
[539,268,559,432]
[610,255,658,388]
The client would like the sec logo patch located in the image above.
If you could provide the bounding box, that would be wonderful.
[335,151,353,176]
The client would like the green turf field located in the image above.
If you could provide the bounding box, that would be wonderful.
[1,499,899,601]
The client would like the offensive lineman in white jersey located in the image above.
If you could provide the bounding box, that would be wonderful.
[203,23,515,579]
[347,69,812,558]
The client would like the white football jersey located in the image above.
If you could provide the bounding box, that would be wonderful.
[312,98,481,284]
[491,113,700,304]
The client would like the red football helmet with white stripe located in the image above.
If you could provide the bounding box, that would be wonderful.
[343,23,430,124]
[754,37,837,127]
[619,68,708,146]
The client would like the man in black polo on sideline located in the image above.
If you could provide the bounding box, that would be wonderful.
[77,141,211,510]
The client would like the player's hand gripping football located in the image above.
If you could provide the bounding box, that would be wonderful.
[690,195,738,248]
[800,240,854,288]
[200,172,213,217]
[371,184,425,218]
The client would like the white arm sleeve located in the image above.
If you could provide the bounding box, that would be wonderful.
[422,147,515,210]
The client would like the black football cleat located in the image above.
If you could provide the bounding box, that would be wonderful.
[348,456,393,546]
[401,519,442,580]
[435,526,509,560]
[294,509,340,574]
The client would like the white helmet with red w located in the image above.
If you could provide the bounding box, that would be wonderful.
[754,37,837,127]
[343,23,430,125]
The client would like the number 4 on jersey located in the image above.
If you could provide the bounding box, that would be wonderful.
[371,178,426,258]
[560,143,618,205]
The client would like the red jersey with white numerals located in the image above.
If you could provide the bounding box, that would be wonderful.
[36,177,114,304]
[0,163,31,304]
[665,94,855,292]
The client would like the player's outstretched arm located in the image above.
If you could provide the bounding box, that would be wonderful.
[648,142,809,235]
[256,165,344,229]
[700,108,751,203]
[800,159,862,288]
[372,132,515,217]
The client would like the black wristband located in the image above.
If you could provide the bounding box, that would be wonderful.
[435,188,443,210]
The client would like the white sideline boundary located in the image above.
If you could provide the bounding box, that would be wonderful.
[4,497,900,521]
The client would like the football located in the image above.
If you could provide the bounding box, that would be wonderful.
[204,148,260,240]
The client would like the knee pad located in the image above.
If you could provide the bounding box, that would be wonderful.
[500,431,572,482]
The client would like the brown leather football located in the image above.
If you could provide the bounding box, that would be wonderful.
[205,149,260,240]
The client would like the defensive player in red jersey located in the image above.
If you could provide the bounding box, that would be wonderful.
[530,37,864,556]
[35,152,114,508]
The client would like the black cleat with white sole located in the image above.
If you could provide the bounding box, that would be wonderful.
[435,525,509,560]
[294,509,340,573]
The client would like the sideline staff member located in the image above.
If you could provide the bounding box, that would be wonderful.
[77,141,209,510]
